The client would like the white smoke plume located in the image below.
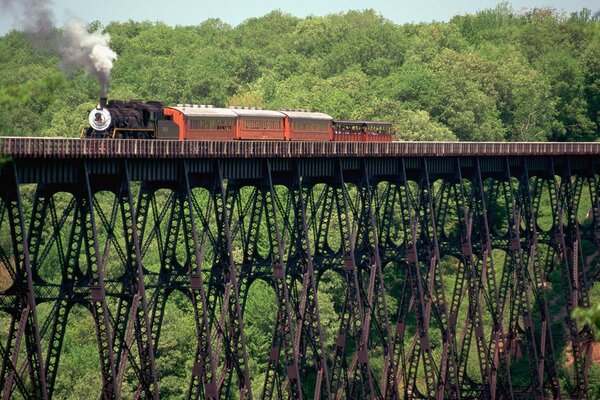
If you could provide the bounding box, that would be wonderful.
[60,21,118,97]
[1,0,118,97]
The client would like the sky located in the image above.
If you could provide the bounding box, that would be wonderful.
[1,0,599,36]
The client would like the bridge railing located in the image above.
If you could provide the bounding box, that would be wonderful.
[1,136,600,158]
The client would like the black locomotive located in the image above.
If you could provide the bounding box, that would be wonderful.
[85,97,165,139]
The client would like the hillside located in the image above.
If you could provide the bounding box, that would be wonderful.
[0,5,598,141]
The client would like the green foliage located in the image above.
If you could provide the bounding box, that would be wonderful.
[572,304,600,341]
[394,109,457,141]
[51,306,103,399]
[0,6,598,139]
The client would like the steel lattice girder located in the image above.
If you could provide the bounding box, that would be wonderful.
[0,155,599,399]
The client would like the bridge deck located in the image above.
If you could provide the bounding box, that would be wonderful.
[1,137,600,158]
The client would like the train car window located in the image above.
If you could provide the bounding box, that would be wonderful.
[243,119,282,130]
[188,118,234,130]
[295,121,328,132]
[244,119,256,130]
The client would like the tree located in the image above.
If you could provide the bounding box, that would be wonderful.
[535,48,596,140]
[394,109,457,141]
[429,49,505,141]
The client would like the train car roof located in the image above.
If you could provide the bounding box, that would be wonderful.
[280,110,333,121]
[228,107,285,119]
[167,105,238,118]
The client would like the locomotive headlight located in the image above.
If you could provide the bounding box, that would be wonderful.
[88,107,111,131]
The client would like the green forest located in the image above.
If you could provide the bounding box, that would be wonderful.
[0,3,599,142]
[1,3,600,399]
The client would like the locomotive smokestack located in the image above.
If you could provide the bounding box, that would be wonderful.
[100,97,107,108]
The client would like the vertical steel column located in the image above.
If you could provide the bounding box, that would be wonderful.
[591,165,600,276]
[402,159,438,399]
[147,186,181,358]
[323,182,351,398]
[397,164,422,399]
[332,160,376,399]
[290,170,331,399]
[422,160,459,400]
[454,159,490,398]
[359,160,392,399]
[519,160,562,398]
[181,160,218,399]
[261,160,303,399]
[214,160,252,399]
[490,175,516,398]
[503,158,543,398]
[383,179,414,400]
[207,180,238,397]
[187,177,227,396]
[379,180,400,400]
[39,191,78,399]
[549,159,591,399]
[472,159,508,400]
[82,161,119,400]
[0,162,48,400]
[119,161,159,398]
[444,175,472,397]
[91,192,127,387]
[25,187,54,398]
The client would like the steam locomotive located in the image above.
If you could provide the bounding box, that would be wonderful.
[85,98,393,142]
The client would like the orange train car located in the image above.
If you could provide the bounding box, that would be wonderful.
[282,110,333,141]
[163,105,238,140]
[232,108,286,140]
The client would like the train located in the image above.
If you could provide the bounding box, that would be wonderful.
[85,98,393,142]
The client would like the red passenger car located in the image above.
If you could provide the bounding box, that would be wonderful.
[231,108,286,140]
[163,105,238,140]
[282,110,333,141]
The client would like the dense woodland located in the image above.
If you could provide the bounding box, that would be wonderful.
[1,3,600,399]
[0,4,599,141]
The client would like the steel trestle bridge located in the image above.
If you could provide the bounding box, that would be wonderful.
[1,138,599,399]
